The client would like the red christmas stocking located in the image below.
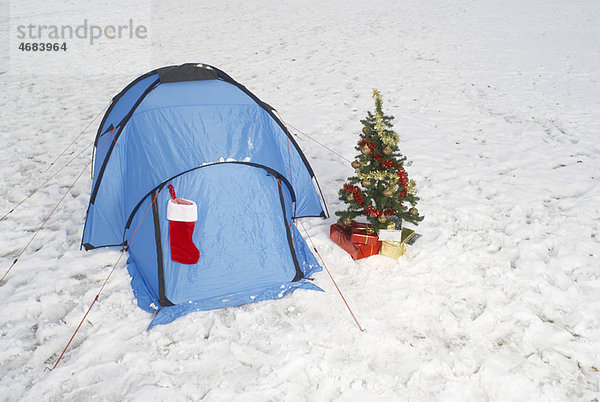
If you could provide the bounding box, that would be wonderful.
[166,185,200,264]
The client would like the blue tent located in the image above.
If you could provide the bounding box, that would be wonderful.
[82,63,328,327]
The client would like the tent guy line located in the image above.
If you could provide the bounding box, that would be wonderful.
[0,142,93,222]
[43,102,110,173]
[276,177,365,332]
[0,104,111,222]
[0,126,118,282]
[49,190,162,371]
[285,121,353,164]
[1,157,93,283]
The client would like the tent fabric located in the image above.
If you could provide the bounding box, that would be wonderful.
[84,77,325,248]
[82,63,327,327]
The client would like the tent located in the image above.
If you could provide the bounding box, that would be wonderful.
[82,63,328,327]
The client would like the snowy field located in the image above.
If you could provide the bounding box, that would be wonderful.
[1,0,600,400]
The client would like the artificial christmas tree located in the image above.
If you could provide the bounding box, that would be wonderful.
[335,90,424,233]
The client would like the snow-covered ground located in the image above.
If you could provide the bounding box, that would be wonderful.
[1,0,600,400]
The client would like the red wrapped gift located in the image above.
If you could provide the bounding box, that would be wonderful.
[350,221,379,246]
[330,223,381,260]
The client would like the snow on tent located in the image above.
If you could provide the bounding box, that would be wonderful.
[82,63,328,327]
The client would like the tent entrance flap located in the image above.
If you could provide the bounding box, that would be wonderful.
[125,164,304,308]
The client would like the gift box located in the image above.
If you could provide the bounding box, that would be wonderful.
[379,228,418,259]
[350,221,379,246]
[380,240,406,259]
[330,223,381,260]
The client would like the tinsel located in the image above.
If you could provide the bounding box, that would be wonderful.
[373,90,399,147]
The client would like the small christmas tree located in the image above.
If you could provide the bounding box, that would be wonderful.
[335,90,424,232]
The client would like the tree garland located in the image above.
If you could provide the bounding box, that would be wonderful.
[342,184,397,218]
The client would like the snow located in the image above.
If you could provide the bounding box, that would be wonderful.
[1,0,600,400]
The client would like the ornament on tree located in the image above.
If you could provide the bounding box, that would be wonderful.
[342,217,352,226]
[335,89,424,233]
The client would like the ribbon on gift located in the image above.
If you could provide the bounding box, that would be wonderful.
[350,221,379,245]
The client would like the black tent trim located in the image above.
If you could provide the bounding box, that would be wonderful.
[82,242,125,251]
[278,182,304,282]
[151,189,174,307]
